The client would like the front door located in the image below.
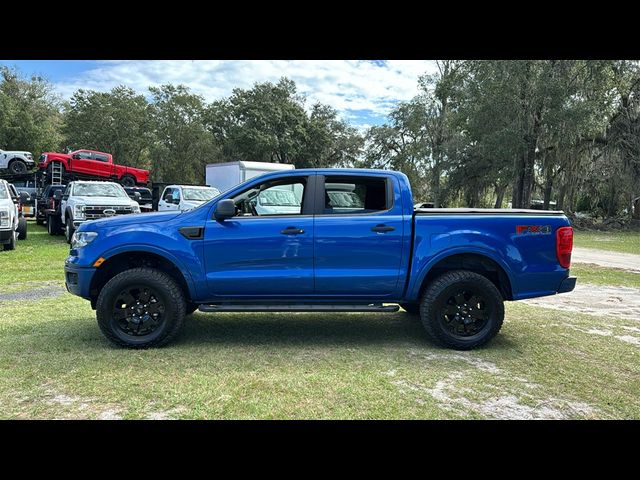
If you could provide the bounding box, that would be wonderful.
[203,174,315,298]
[313,174,405,297]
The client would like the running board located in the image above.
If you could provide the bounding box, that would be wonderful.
[198,304,400,313]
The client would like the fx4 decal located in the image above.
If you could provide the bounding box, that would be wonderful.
[516,225,551,235]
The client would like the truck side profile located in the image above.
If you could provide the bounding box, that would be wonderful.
[39,149,149,187]
[64,169,576,350]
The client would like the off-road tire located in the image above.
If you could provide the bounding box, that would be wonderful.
[17,217,27,240]
[65,216,75,244]
[120,175,136,187]
[9,160,27,174]
[419,270,504,350]
[47,214,61,236]
[96,268,186,348]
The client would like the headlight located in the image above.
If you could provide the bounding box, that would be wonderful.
[0,209,9,228]
[74,204,86,220]
[71,231,98,249]
[132,204,141,214]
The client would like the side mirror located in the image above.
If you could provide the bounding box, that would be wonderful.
[72,153,80,160]
[165,194,174,204]
[53,190,62,200]
[215,199,236,220]
[134,191,141,201]
[19,191,30,202]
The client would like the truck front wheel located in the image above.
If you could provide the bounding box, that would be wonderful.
[3,230,17,251]
[96,268,186,348]
[419,270,504,350]
[47,214,61,235]
[65,217,75,244]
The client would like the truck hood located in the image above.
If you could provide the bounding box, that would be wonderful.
[81,210,182,229]
[74,196,137,206]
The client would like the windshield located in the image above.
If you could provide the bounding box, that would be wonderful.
[183,187,220,202]
[0,183,8,199]
[72,183,127,197]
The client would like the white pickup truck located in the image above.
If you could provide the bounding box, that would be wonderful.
[0,180,21,250]
[158,185,221,212]
[0,149,35,174]
[59,181,141,243]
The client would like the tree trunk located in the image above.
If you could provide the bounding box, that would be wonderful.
[633,195,640,220]
[557,183,567,211]
[494,184,507,208]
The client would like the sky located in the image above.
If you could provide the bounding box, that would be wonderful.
[0,60,438,130]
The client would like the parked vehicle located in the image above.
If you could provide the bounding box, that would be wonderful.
[58,181,141,243]
[10,178,38,218]
[36,185,65,226]
[124,187,154,213]
[6,183,28,240]
[205,161,294,193]
[64,168,576,350]
[38,149,149,187]
[158,185,221,212]
[0,149,35,175]
[0,180,21,250]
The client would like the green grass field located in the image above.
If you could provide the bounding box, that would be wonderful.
[0,223,638,419]
[573,230,640,255]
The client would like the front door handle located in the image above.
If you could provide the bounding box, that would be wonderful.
[371,224,395,233]
[281,227,305,235]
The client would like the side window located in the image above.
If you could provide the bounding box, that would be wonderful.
[323,176,388,214]
[161,188,172,201]
[63,185,71,197]
[173,188,181,201]
[77,151,92,160]
[93,153,109,162]
[232,178,307,216]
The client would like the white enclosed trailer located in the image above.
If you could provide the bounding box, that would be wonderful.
[205,161,294,193]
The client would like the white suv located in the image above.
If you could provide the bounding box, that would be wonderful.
[60,181,141,243]
[0,179,19,251]
[158,185,221,212]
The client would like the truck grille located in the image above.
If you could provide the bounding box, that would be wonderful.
[84,205,133,220]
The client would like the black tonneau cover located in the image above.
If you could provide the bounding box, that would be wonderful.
[415,208,565,216]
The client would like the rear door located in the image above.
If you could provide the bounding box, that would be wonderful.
[313,174,405,297]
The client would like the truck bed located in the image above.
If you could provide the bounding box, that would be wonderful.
[415,208,566,216]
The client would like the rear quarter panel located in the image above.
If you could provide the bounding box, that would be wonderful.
[406,214,572,301]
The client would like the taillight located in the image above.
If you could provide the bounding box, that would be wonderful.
[556,226,573,269]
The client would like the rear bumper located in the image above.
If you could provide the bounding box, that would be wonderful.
[557,276,577,294]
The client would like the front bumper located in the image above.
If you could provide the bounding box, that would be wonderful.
[557,276,577,293]
[0,229,13,242]
[64,260,96,299]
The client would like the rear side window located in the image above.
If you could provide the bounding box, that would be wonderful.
[93,153,109,162]
[323,176,389,214]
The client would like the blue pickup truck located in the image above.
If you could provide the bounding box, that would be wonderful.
[64,169,576,350]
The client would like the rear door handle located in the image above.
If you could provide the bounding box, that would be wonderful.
[371,224,395,233]
[281,227,305,235]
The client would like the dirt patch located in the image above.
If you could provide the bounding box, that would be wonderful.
[393,351,597,419]
[42,385,123,420]
[523,283,640,321]
[0,283,66,302]
[572,248,640,272]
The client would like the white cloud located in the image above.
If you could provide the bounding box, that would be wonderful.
[53,60,438,125]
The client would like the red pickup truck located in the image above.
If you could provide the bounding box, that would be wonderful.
[38,149,149,187]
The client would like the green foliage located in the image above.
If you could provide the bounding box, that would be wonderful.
[63,86,153,168]
[0,67,64,156]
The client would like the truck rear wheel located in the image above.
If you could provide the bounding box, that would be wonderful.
[419,270,504,350]
[121,175,136,187]
[17,217,27,240]
[47,214,61,235]
[96,268,186,348]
